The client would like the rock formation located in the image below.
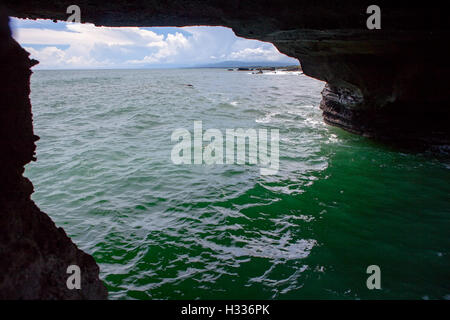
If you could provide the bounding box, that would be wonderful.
[0,0,448,299]
[0,13,107,299]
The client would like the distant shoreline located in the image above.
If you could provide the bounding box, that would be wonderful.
[31,66,302,71]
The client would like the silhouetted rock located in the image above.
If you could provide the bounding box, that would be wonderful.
[0,14,107,300]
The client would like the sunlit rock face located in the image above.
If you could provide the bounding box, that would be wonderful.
[0,14,107,299]
[0,0,448,299]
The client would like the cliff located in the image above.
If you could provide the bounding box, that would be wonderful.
[0,14,107,299]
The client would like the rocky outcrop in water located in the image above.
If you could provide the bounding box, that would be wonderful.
[0,14,107,299]
[271,29,450,147]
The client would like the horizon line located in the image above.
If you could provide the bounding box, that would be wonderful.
[32,65,301,71]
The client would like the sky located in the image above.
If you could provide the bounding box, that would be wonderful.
[10,17,298,70]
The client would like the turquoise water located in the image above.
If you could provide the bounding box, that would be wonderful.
[26,69,450,299]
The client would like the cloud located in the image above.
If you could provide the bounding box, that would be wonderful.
[128,32,192,64]
[227,47,281,61]
[11,18,298,69]
[24,46,113,68]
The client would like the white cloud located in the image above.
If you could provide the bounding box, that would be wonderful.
[15,23,163,46]
[129,32,191,64]
[24,45,113,68]
[11,19,297,69]
[227,47,281,61]
[15,22,170,68]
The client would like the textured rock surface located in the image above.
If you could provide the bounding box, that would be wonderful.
[278,30,450,146]
[0,14,107,299]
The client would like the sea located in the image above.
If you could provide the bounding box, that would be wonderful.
[25,68,450,299]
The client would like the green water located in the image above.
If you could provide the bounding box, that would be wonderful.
[25,69,450,299]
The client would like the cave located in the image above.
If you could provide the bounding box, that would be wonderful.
[0,1,449,299]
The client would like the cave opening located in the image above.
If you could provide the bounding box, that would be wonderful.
[11,18,331,299]
[2,2,450,300]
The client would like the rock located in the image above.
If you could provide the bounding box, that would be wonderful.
[271,29,450,147]
[0,14,107,299]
